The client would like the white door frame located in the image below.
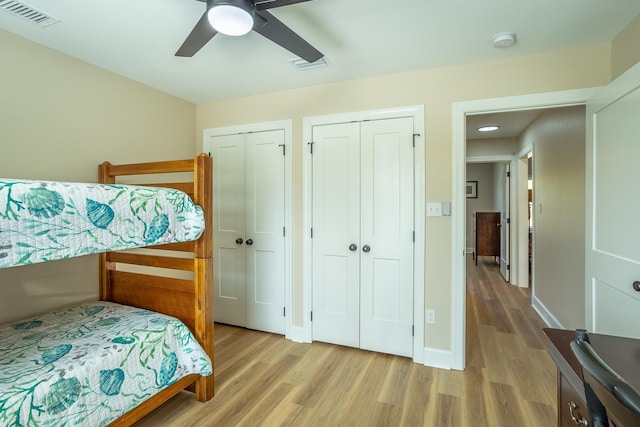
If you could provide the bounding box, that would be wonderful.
[515,146,533,291]
[451,88,598,370]
[303,105,426,363]
[203,119,293,339]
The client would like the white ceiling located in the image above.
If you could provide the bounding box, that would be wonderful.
[467,110,542,140]
[1,0,639,104]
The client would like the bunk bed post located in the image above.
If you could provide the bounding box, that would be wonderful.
[193,153,215,401]
[96,154,215,414]
[98,161,115,302]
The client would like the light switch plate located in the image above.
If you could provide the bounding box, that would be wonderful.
[427,202,441,216]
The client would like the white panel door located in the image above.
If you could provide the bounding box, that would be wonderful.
[312,118,414,357]
[500,162,510,282]
[211,134,247,327]
[359,118,414,357]
[209,130,285,335]
[245,130,285,334]
[586,62,640,338]
[311,122,361,347]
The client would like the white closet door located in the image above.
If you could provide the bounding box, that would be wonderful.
[359,117,414,357]
[209,130,285,335]
[245,130,285,334]
[211,134,247,326]
[311,118,414,357]
[311,122,361,347]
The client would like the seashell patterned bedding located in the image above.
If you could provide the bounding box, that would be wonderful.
[0,179,205,268]
[0,301,213,426]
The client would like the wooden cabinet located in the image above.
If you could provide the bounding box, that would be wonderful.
[559,373,590,426]
[544,328,640,427]
[474,212,500,265]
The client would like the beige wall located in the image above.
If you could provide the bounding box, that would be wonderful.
[196,44,610,350]
[612,15,640,80]
[520,106,586,329]
[466,137,517,158]
[0,29,197,323]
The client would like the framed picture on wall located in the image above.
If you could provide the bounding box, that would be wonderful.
[466,181,478,198]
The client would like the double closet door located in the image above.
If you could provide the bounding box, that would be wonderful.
[311,117,414,357]
[209,130,285,335]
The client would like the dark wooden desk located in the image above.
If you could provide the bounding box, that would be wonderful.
[543,328,640,427]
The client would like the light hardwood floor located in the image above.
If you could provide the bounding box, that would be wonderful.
[135,255,557,426]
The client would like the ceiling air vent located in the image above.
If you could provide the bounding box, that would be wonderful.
[289,57,328,70]
[0,0,60,27]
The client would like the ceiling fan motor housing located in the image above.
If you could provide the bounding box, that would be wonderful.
[207,0,256,14]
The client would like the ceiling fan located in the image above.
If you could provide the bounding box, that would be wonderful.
[176,0,323,63]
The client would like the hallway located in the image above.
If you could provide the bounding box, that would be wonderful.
[465,254,556,425]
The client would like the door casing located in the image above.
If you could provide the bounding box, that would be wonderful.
[452,88,599,370]
[302,105,425,364]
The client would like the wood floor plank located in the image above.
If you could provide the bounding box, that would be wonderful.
[461,366,491,426]
[332,352,393,426]
[507,306,548,350]
[431,393,461,427]
[398,365,432,426]
[135,255,557,427]
[237,382,296,426]
[291,347,346,409]
[490,382,524,427]
[378,354,412,406]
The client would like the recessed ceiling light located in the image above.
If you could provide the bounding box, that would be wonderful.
[478,125,500,132]
[492,32,516,48]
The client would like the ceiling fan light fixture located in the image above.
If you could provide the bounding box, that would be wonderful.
[207,0,254,36]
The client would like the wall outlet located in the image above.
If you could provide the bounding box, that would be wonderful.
[426,309,436,324]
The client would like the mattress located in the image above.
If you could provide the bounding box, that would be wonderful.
[0,301,212,426]
[0,179,205,268]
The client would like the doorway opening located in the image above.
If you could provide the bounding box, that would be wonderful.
[451,88,598,370]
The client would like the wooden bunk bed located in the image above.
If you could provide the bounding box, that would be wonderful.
[0,153,214,426]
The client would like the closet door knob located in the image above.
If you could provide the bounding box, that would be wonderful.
[246,239,253,246]
[349,243,358,251]
[633,281,640,292]
[362,245,371,253]
[235,238,243,244]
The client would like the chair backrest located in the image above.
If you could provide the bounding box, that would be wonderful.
[571,333,640,427]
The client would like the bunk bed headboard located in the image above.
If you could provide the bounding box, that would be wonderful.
[98,153,213,401]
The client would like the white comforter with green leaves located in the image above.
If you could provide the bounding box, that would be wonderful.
[0,301,212,426]
[0,179,205,269]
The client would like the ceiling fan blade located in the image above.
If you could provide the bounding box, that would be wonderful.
[255,0,312,11]
[176,12,218,57]
[253,10,323,63]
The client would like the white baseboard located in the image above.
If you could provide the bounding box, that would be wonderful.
[531,294,564,329]
[423,347,452,370]
[287,326,309,343]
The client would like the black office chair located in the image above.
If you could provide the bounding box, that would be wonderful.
[570,330,640,427]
